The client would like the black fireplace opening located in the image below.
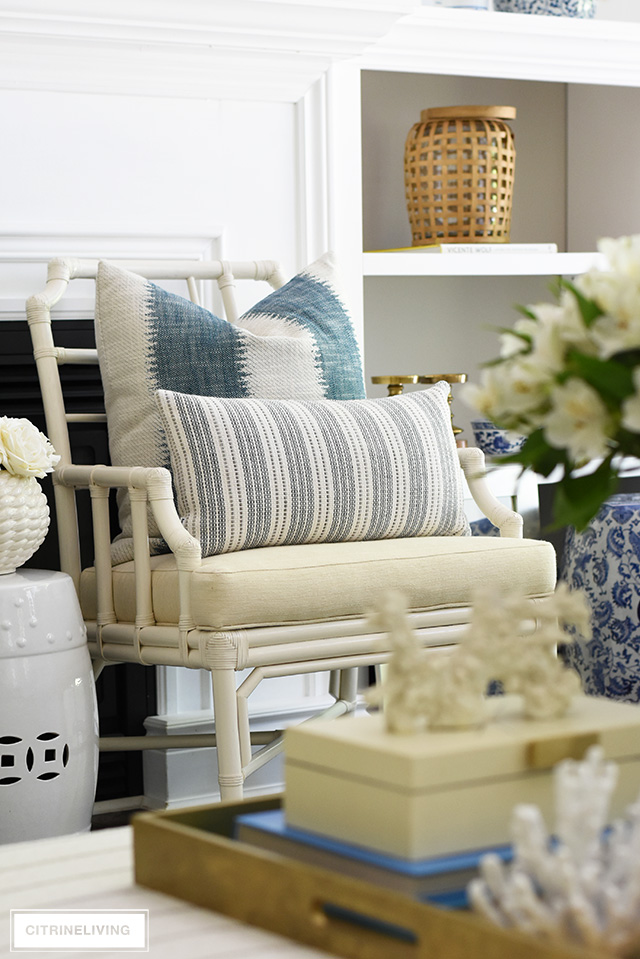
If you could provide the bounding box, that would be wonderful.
[0,318,157,802]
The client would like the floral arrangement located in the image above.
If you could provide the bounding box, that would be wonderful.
[0,416,60,479]
[464,235,640,530]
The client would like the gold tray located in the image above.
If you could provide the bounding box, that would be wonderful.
[133,795,605,959]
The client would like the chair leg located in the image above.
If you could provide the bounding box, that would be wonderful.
[210,668,244,802]
[329,668,359,708]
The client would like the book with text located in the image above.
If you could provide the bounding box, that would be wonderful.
[368,242,558,255]
[234,808,512,905]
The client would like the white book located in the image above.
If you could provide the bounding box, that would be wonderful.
[369,242,558,254]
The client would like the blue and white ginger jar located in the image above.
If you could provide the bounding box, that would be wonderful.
[493,0,595,16]
[561,495,640,703]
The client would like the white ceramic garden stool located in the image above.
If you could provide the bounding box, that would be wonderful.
[0,569,98,844]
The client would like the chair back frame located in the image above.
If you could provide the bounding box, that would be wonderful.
[26,257,286,589]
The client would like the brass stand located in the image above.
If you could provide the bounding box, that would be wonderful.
[371,372,467,445]
[418,374,467,445]
[370,375,419,396]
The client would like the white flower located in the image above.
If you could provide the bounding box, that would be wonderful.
[598,234,640,279]
[556,288,597,351]
[590,296,640,358]
[578,269,640,356]
[465,235,640,530]
[576,241,640,357]
[462,370,503,420]
[502,357,554,418]
[544,379,612,462]
[499,316,537,359]
[502,294,594,371]
[621,367,640,433]
[0,417,60,478]
[534,290,595,353]
[464,356,554,433]
[527,303,571,374]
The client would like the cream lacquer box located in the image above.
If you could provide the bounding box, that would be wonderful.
[284,695,640,860]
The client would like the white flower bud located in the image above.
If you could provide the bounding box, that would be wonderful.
[0,417,60,478]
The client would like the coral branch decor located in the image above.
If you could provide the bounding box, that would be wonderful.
[366,585,589,733]
[464,235,640,531]
[0,416,60,574]
[469,746,640,956]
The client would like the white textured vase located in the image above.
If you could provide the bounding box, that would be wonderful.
[0,472,50,575]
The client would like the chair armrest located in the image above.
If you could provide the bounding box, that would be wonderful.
[457,447,524,539]
[55,463,201,569]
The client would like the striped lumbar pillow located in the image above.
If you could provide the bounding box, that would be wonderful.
[94,253,365,563]
[155,382,470,557]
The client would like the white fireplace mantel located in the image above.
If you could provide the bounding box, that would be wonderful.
[0,0,416,103]
[2,2,640,103]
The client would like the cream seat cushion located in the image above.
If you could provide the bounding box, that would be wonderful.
[80,535,556,631]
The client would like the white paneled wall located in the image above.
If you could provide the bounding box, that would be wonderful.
[0,86,320,807]
[0,90,300,300]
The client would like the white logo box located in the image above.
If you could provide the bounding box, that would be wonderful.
[284,695,640,860]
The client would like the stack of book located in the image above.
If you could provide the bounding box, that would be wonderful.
[367,242,558,254]
[234,807,512,909]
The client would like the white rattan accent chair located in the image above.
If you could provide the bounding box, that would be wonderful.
[26,257,557,803]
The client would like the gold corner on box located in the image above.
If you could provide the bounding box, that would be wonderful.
[283,695,640,861]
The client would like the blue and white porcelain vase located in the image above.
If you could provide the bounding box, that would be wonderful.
[493,0,595,16]
[560,495,640,703]
[470,420,526,457]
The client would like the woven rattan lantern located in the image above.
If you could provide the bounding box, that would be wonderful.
[404,105,516,246]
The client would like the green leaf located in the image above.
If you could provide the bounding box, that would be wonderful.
[547,276,562,300]
[549,458,619,532]
[616,428,640,459]
[481,329,533,367]
[610,348,640,369]
[514,304,538,321]
[565,350,635,404]
[559,278,603,328]
[497,327,533,343]
[497,429,567,477]
[484,324,533,344]
[482,356,510,368]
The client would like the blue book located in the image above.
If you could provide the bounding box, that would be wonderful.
[234,808,512,906]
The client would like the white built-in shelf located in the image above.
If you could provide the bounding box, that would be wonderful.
[363,251,607,277]
[361,7,640,86]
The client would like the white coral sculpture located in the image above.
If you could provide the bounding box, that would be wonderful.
[366,584,590,733]
[469,746,640,957]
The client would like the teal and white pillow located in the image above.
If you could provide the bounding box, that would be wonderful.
[156,383,470,558]
[94,253,365,562]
